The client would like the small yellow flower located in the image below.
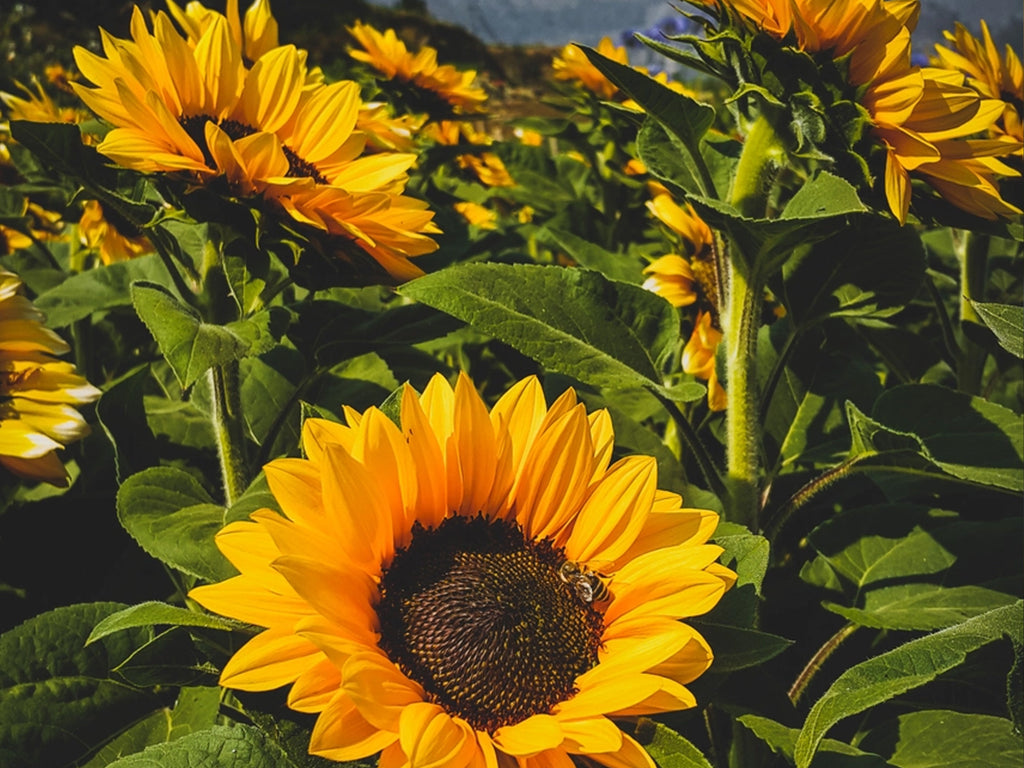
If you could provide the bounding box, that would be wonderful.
[647,193,714,259]
[78,200,153,265]
[683,311,727,412]
[348,22,487,114]
[643,255,699,308]
[454,201,498,229]
[191,373,734,766]
[423,121,515,187]
[0,270,100,486]
[552,37,626,100]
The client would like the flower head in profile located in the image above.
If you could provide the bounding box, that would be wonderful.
[453,200,498,229]
[553,37,628,100]
[347,22,488,116]
[191,373,734,767]
[0,270,100,485]
[70,4,438,282]
[422,121,515,187]
[687,0,1019,223]
[683,311,727,412]
[933,20,1023,142]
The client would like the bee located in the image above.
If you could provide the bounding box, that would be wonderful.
[558,560,612,604]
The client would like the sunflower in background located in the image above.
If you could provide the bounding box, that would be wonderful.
[69,2,439,283]
[686,0,1019,223]
[191,373,734,767]
[642,189,727,412]
[347,21,488,118]
[0,270,100,486]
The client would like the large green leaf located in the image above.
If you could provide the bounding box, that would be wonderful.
[825,584,1019,631]
[882,710,1021,768]
[88,602,241,644]
[34,254,169,327]
[970,300,1024,359]
[82,687,221,768]
[116,467,234,582]
[97,366,160,483]
[399,263,684,394]
[848,384,1024,491]
[692,622,792,672]
[131,281,283,389]
[105,724,306,767]
[634,720,713,768]
[579,45,715,195]
[541,227,642,283]
[793,601,1023,768]
[0,603,167,768]
[739,714,894,767]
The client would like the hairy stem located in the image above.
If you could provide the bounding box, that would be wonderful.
[210,361,249,507]
[954,229,990,395]
[789,622,858,706]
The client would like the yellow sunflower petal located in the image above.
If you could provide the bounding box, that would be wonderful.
[565,455,656,563]
[398,702,479,768]
[492,714,563,756]
[558,716,623,754]
[343,651,426,731]
[587,733,656,768]
[219,628,325,690]
[309,692,399,762]
[287,656,342,713]
[400,383,448,529]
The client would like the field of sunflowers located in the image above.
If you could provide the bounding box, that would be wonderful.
[0,0,1021,766]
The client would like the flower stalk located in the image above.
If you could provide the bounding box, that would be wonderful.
[209,361,248,507]
[721,114,786,527]
[954,229,990,395]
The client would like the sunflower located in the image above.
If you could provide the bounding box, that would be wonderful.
[683,311,727,412]
[453,200,498,229]
[347,22,487,115]
[643,256,698,308]
[78,200,154,264]
[553,37,627,100]
[933,20,1023,142]
[422,121,515,187]
[689,0,1018,223]
[71,4,438,282]
[191,373,735,766]
[0,270,100,485]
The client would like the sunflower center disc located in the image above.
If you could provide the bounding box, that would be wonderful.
[377,515,604,733]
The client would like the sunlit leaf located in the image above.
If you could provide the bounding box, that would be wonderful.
[794,601,1023,768]
[0,603,167,768]
[400,263,683,394]
[970,300,1024,359]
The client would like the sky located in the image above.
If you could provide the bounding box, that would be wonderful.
[373,0,1022,50]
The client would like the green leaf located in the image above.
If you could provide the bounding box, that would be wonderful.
[739,715,894,767]
[88,602,241,644]
[399,263,679,393]
[885,710,1022,768]
[82,687,221,768]
[541,227,642,283]
[97,365,160,483]
[634,719,713,768]
[825,585,1019,631]
[225,471,281,524]
[105,724,303,767]
[849,384,1024,491]
[793,601,1024,768]
[0,603,166,768]
[807,505,958,589]
[692,622,792,672]
[636,118,708,199]
[131,281,281,389]
[779,173,868,220]
[33,254,169,327]
[970,300,1024,358]
[579,45,715,196]
[773,209,923,327]
[240,349,303,459]
[116,466,234,582]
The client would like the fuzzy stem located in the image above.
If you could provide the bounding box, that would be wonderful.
[210,362,248,507]
[721,115,785,527]
[789,622,858,706]
[954,229,990,395]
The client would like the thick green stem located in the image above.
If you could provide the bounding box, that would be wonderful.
[954,229,990,395]
[210,362,248,507]
[720,115,785,527]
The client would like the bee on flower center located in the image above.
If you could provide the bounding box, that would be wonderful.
[558,560,611,604]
